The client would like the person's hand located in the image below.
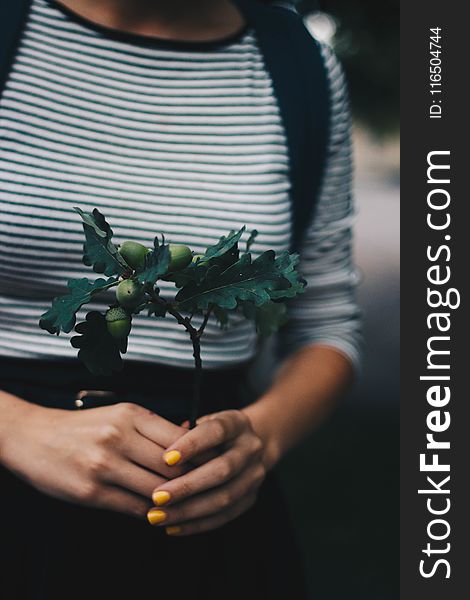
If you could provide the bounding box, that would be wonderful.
[147,409,267,535]
[1,399,189,519]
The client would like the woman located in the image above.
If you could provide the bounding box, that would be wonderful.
[0,0,362,598]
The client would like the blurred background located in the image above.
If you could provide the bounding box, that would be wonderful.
[274,1,399,598]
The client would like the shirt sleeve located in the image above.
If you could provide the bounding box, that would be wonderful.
[277,42,363,374]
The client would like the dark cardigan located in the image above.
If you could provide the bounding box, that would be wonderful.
[0,0,330,252]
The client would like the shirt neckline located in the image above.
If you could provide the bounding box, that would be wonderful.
[42,0,251,51]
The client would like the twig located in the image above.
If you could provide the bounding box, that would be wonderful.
[188,333,202,429]
[145,284,204,429]
[197,305,214,337]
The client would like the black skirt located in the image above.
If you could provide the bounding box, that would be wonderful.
[0,356,307,600]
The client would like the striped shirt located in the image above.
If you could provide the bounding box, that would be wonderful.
[0,0,362,371]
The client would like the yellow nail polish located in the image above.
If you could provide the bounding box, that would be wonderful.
[147,509,167,525]
[164,450,182,466]
[166,526,182,536]
[152,490,171,506]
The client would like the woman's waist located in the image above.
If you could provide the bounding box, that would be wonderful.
[0,355,256,422]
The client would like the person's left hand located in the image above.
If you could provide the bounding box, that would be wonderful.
[146,410,267,535]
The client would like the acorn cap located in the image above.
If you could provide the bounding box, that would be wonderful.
[106,307,130,322]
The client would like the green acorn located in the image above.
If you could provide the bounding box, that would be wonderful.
[168,244,192,272]
[118,241,150,270]
[105,307,132,339]
[191,253,206,264]
[116,279,145,308]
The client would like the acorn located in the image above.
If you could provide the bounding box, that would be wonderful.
[118,241,150,270]
[105,307,132,339]
[168,244,192,272]
[191,253,206,264]
[116,279,145,308]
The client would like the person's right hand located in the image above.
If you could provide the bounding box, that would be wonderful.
[0,398,189,519]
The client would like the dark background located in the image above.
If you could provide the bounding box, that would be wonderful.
[275,2,399,598]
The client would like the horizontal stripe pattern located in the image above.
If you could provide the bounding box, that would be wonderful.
[0,0,361,371]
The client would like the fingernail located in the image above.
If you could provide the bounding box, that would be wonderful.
[152,490,171,506]
[164,450,182,466]
[147,509,167,525]
[166,526,182,536]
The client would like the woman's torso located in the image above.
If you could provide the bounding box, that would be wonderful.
[0,0,292,369]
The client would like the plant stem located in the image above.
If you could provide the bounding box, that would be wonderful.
[145,286,213,429]
[132,301,148,314]
[93,279,120,294]
[189,332,202,429]
[197,305,214,335]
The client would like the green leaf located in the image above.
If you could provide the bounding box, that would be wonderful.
[71,311,127,375]
[203,227,245,261]
[164,229,244,289]
[147,301,168,318]
[241,299,288,336]
[39,277,119,335]
[163,260,208,288]
[74,207,128,276]
[176,250,290,312]
[212,305,229,329]
[246,229,258,252]
[136,236,171,286]
[268,251,306,299]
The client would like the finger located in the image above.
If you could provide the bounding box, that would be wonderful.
[183,415,223,467]
[178,416,228,466]
[163,494,257,536]
[150,462,264,524]
[92,485,150,520]
[133,409,187,448]
[130,408,215,470]
[163,410,249,466]
[152,437,262,505]
[181,416,215,429]
[189,447,221,468]
[124,433,189,480]
[103,459,167,500]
